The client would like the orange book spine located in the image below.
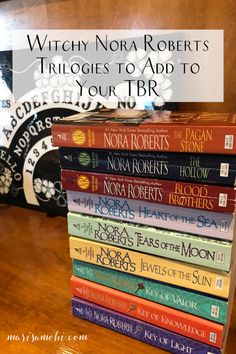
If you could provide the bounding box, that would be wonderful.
[52,123,236,154]
[70,276,223,347]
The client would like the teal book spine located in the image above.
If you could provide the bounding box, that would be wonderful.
[68,212,232,271]
[73,259,228,324]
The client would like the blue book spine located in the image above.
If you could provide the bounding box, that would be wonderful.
[59,148,236,186]
[73,259,228,324]
[72,297,222,354]
[67,190,235,240]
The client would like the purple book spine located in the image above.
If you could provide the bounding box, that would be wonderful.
[72,297,221,354]
[67,191,234,240]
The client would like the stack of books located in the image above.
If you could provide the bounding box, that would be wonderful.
[52,109,236,354]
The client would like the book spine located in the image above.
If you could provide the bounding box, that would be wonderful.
[52,123,236,155]
[68,213,232,271]
[71,276,223,347]
[59,147,236,186]
[72,297,222,354]
[66,191,235,240]
[73,260,228,324]
[69,237,230,298]
[62,169,236,213]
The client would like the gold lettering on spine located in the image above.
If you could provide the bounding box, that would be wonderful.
[168,183,213,210]
[180,128,213,152]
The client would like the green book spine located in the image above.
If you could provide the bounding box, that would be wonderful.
[68,212,232,271]
[73,259,228,324]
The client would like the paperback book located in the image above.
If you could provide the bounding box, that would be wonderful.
[72,297,223,354]
[70,276,224,347]
[68,212,232,271]
[69,237,231,298]
[62,169,236,213]
[73,260,228,324]
[66,191,235,240]
[59,147,236,186]
[51,109,236,155]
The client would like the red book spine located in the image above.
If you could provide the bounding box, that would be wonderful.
[52,123,236,154]
[70,276,223,347]
[61,169,236,213]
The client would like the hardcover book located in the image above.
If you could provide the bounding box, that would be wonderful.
[62,169,236,213]
[73,260,228,324]
[70,276,224,347]
[66,191,235,240]
[59,147,236,186]
[51,109,236,155]
[69,236,231,298]
[68,212,232,271]
[72,297,223,354]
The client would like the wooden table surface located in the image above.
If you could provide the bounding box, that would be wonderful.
[0,204,235,354]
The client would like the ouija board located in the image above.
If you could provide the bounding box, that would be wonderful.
[0,49,178,215]
[0,50,79,215]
